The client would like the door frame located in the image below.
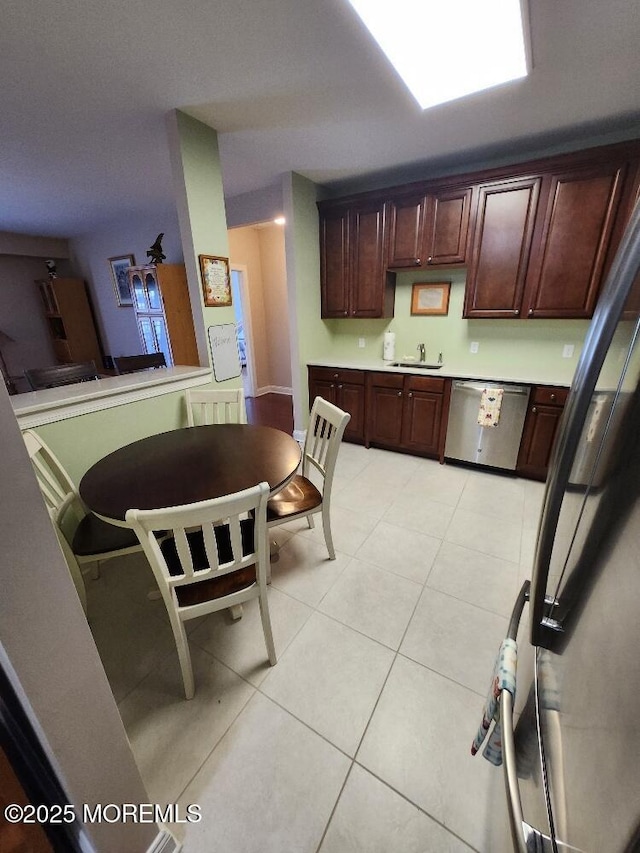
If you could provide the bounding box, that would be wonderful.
[230,264,257,397]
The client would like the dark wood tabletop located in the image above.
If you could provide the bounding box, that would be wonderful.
[79,424,302,522]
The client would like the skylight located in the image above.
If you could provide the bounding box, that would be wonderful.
[347,0,530,110]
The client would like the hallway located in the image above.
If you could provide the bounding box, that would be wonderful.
[245,392,293,434]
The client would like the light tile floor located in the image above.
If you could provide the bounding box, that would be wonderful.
[87,444,546,853]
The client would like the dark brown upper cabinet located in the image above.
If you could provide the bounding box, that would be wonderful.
[465,159,628,320]
[387,186,472,269]
[524,162,627,319]
[319,204,350,317]
[464,177,541,318]
[319,198,395,319]
[320,140,640,322]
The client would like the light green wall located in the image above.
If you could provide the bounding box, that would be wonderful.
[35,391,187,484]
[168,111,241,388]
[319,269,590,385]
[284,172,333,428]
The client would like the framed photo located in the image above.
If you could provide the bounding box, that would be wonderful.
[411,282,451,316]
[109,255,135,307]
[199,255,232,307]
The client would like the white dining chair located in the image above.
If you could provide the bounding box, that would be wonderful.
[266,396,350,560]
[126,482,276,700]
[23,430,142,612]
[184,387,247,426]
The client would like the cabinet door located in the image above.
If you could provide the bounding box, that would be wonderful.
[425,187,472,266]
[387,192,427,268]
[309,378,338,408]
[524,163,626,318]
[367,381,404,446]
[155,265,199,366]
[516,403,564,480]
[350,200,391,318]
[320,207,350,318]
[338,382,366,443]
[464,177,541,318]
[144,269,163,311]
[401,390,443,455]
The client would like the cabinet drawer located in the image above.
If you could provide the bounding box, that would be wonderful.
[309,367,365,385]
[368,372,404,389]
[405,375,445,394]
[532,386,569,406]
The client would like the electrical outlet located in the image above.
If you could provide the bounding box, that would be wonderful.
[358,338,365,348]
[562,344,575,358]
[470,341,479,354]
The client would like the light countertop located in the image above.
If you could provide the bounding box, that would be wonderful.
[12,366,212,428]
[307,359,572,388]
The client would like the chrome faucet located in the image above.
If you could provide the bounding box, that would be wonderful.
[417,343,426,362]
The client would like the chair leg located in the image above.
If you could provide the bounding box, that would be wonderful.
[321,505,335,560]
[258,590,277,666]
[170,614,195,699]
[89,560,101,580]
[307,515,315,529]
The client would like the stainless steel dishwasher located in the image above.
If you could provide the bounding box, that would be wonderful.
[444,380,530,470]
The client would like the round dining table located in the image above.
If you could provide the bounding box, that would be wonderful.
[79,423,302,524]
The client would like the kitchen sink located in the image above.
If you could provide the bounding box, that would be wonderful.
[391,362,443,369]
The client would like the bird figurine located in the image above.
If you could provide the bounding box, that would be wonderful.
[147,233,166,264]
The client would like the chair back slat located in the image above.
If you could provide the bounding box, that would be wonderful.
[173,526,196,579]
[185,388,246,426]
[202,521,222,572]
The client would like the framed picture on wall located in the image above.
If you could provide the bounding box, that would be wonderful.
[109,254,135,307]
[411,282,451,316]
[199,255,232,307]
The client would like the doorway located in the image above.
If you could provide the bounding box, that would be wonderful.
[230,266,256,398]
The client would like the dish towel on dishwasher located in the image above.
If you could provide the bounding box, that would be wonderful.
[477,388,504,427]
[471,637,517,766]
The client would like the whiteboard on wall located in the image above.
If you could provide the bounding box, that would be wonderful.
[208,323,241,382]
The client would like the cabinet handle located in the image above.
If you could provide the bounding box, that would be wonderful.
[415,258,421,265]
[550,394,556,402]
[427,256,433,264]
[408,392,413,397]
[528,309,534,316]
[397,391,402,397]
[513,309,519,315]
[532,407,537,413]
[338,384,343,389]
[333,373,339,379]
[343,311,348,316]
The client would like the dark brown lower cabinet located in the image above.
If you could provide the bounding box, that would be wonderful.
[516,385,569,480]
[307,366,365,443]
[366,372,447,457]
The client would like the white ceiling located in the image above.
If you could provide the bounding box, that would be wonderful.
[1,0,639,238]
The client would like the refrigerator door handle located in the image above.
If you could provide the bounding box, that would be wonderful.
[502,581,555,853]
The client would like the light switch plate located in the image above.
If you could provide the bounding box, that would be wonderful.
[470,341,479,354]
[562,344,575,358]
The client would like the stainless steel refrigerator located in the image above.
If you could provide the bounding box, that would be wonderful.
[493,198,640,852]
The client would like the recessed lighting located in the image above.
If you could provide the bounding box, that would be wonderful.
[347,0,530,110]
[274,216,286,225]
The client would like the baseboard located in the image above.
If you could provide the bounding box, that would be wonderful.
[147,827,182,853]
[254,385,293,396]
